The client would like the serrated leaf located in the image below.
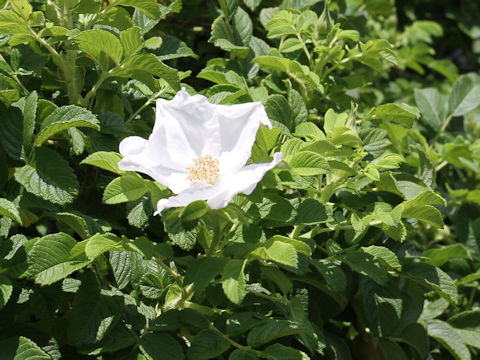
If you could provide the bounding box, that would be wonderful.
[423,244,471,266]
[402,205,444,228]
[0,275,12,309]
[343,250,389,285]
[81,151,126,175]
[311,259,347,293]
[54,211,105,239]
[374,103,419,128]
[229,349,260,360]
[221,259,247,304]
[0,10,30,35]
[403,262,458,304]
[287,151,330,176]
[447,73,480,117]
[110,251,146,289]
[154,34,198,60]
[103,173,147,204]
[185,257,227,295]
[262,343,310,360]
[362,245,401,271]
[140,333,185,360]
[34,105,99,147]
[15,147,79,204]
[414,88,447,130]
[28,233,90,285]
[428,320,471,360]
[22,90,37,153]
[247,320,310,347]
[187,329,230,360]
[0,198,22,224]
[120,26,143,57]
[112,0,162,20]
[75,29,123,66]
[0,336,50,360]
[85,233,123,259]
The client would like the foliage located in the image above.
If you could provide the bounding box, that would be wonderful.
[0,0,479,359]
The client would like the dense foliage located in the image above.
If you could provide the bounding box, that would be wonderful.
[0,0,479,359]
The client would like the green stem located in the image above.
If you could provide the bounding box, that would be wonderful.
[429,114,453,151]
[296,33,312,67]
[290,225,305,239]
[126,89,166,124]
[83,71,109,109]
[316,220,382,234]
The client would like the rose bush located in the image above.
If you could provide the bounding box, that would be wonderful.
[0,0,479,359]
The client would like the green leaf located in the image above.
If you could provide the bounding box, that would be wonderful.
[54,211,105,239]
[28,233,90,285]
[447,73,480,116]
[81,151,126,175]
[110,250,146,289]
[112,0,161,20]
[287,151,330,176]
[0,10,30,35]
[362,245,401,271]
[265,95,294,132]
[140,333,185,360]
[15,147,79,204]
[221,259,247,304]
[402,205,444,228]
[423,244,471,266]
[399,323,430,359]
[428,320,471,360]
[0,198,22,224]
[34,105,99,147]
[75,29,123,65]
[22,90,37,153]
[181,200,208,222]
[374,103,419,128]
[120,26,143,57]
[187,329,231,360]
[10,0,32,20]
[229,349,260,360]
[342,250,389,285]
[247,319,310,347]
[85,233,123,259]
[403,262,458,304]
[0,336,50,360]
[414,88,447,129]
[311,259,347,293]
[263,343,309,360]
[209,15,250,58]
[185,257,227,295]
[0,107,23,160]
[67,273,123,346]
[0,275,12,309]
[103,173,147,204]
[112,53,180,91]
[154,34,198,60]
[253,240,299,268]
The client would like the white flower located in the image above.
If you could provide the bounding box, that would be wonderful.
[118,88,283,215]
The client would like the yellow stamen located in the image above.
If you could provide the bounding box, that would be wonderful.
[186,155,220,184]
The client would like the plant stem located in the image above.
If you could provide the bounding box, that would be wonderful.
[429,114,453,150]
[316,220,382,234]
[126,89,166,124]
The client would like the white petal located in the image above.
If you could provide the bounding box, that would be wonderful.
[155,184,219,215]
[217,102,272,176]
[207,152,283,209]
[155,89,221,163]
[118,132,191,194]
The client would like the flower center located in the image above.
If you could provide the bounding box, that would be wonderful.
[186,155,220,185]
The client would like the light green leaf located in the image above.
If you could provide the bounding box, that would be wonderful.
[120,26,143,57]
[22,90,37,153]
[287,151,330,176]
[447,73,480,116]
[414,88,447,129]
[112,0,161,20]
[54,211,106,239]
[140,333,185,360]
[374,103,420,128]
[85,233,123,259]
[0,10,30,35]
[402,205,444,228]
[15,147,79,204]
[28,233,90,285]
[0,275,12,309]
[10,0,32,20]
[154,34,198,60]
[0,336,50,360]
[0,198,22,224]
[34,105,99,147]
[423,244,471,267]
[362,245,402,271]
[80,151,126,175]
[221,259,247,304]
[103,173,147,204]
[181,200,208,222]
[428,320,471,360]
[75,29,123,65]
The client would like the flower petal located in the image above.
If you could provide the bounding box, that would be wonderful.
[155,89,221,164]
[208,152,282,209]
[118,132,191,194]
[217,102,272,176]
[154,152,283,215]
